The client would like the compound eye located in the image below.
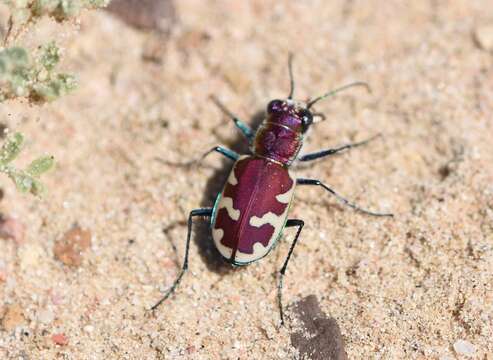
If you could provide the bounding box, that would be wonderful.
[299,108,313,131]
[267,99,283,114]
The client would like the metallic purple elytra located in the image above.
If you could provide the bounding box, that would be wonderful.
[212,156,295,264]
[152,56,393,325]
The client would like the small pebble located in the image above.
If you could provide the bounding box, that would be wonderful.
[0,262,7,282]
[53,225,92,267]
[84,325,94,333]
[185,345,196,355]
[51,333,69,346]
[1,304,25,331]
[37,309,55,324]
[101,298,111,306]
[50,291,64,305]
[474,24,493,52]
[177,30,211,50]
[439,356,454,360]
[0,216,25,244]
[453,339,476,357]
[106,0,176,33]
[19,244,44,271]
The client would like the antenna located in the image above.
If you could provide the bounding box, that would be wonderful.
[287,53,295,99]
[307,82,371,109]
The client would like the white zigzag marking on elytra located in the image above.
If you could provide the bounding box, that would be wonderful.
[249,212,283,228]
[220,197,240,220]
[212,228,224,241]
[234,242,269,263]
[213,228,234,258]
[275,184,294,204]
[227,169,238,185]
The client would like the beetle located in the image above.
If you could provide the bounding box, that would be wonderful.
[152,56,393,324]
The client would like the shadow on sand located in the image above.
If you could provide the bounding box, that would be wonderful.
[188,108,266,275]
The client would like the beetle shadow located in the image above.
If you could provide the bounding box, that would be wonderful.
[193,108,266,274]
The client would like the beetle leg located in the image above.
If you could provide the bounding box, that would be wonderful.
[210,95,254,143]
[200,146,240,162]
[156,146,239,167]
[151,208,213,311]
[298,134,381,162]
[278,219,304,326]
[297,178,393,217]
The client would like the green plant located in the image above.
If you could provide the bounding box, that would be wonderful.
[1,0,111,103]
[0,0,110,193]
[0,43,77,102]
[0,132,54,195]
[3,0,111,23]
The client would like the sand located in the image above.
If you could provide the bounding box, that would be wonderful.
[0,1,492,359]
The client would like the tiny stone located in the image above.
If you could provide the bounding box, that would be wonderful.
[19,244,44,271]
[474,24,493,52]
[37,309,54,324]
[51,333,69,346]
[453,339,476,357]
[50,291,64,305]
[0,216,26,244]
[53,225,92,267]
[185,345,196,355]
[1,304,25,331]
[106,0,176,33]
[84,325,94,333]
[0,259,6,279]
[439,356,454,360]
[101,298,111,306]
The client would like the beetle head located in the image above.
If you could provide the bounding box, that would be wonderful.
[266,99,313,133]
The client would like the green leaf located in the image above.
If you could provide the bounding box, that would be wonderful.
[0,47,32,100]
[0,132,54,195]
[32,73,77,101]
[9,169,47,195]
[0,48,26,76]
[29,178,45,195]
[10,171,31,192]
[39,42,60,71]
[26,155,55,177]
[32,0,60,16]
[0,132,23,164]
[1,44,77,102]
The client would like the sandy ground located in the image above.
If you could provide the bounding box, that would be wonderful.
[0,1,492,359]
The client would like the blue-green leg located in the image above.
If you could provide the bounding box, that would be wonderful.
[299,134,381,162]
[210,95,254,143]
[151,208,213,311]
[297,178,393,217]
[201,146,240,162]
[157,146,239,167]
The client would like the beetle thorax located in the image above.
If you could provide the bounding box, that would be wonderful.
[252,99,308,166]
[253,122,302,166]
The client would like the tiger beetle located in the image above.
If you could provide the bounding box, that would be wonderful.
[152,56,393,325]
